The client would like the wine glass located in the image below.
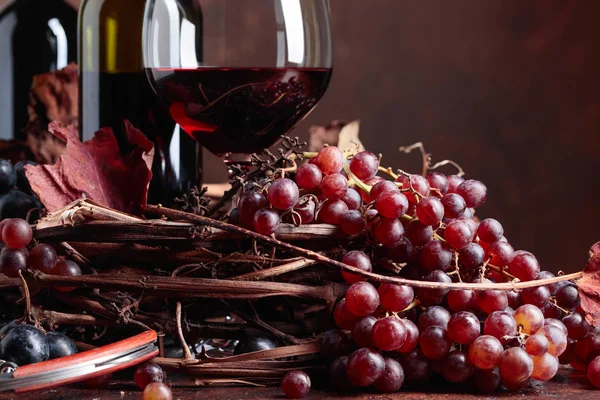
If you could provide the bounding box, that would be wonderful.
[143,0,333,170]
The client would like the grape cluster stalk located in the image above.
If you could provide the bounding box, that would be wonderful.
[231,145,600,396]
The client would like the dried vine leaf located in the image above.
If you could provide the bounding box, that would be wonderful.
[578,241,600,326]
[307,120,364,153]
[25,122,154,216]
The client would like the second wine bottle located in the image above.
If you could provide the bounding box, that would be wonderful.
[78,0,202,205]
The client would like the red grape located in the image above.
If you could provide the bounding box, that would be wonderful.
[563,312,591,339]
[370,180,399,201]
[237,191,268,228]
[268,178,299,210]
[447,311,480,344]
[446,175,464,193]
[396,174,430,204]
[417,305,450,330]
[397,319,420,353]
[444,219,474,250]
[525,334,550,356]
[485,241,515,267]
[281,370,311,398]
[142,382,172,400]
[378,283,414,312]
[458,243,485,269]
[346,348,385,386]
[588,356,600,388]
[295,163,322,189]
[426,172,449,195]
[416,270,451,306]
[508,250,540,281]
[329,356,355,391]
[398,349,432,385]
[416,197,444,226]
[253,208,280,235]
[544,318,568,336]
[574,333,600,364]
[441,193,466,218]
[456,179,487,208]
[373,357,404,393]
[419,326,452,360]
[443,350,474,383]
[349,151,379,180]
[28,244,58,273]
[339,210,365,235]
[52,259,82,292]
[469,335,503,369]
[291,198,316,225]
[319,173,348,201]
[320,330,352,361]
[498,347,533,389]
[513,304,544,334]
[405,220,433,246]
[333,299,360,330]
[341,250,372,284]
[345,282,380,316]
[2,218,32,249]
[521,285,551,308]
[314,146,344,175]
[419,240,453,271]
[351,316,376,348]
[318,200,348,225]
[537,325,568,356]
[342,188,362,210]
[477,280,508,314]
[477,218,503,243]
[531,353,558,381]
[371,316,407,351]
[474,367,501,394]
[447,289,477,312]
[371,217,405,248]
[375,191,408,219]
[484,311,517,343]
[0,248,27,278]
[134,363,164,389]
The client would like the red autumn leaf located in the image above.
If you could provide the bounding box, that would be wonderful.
[577,241,600,326]
[25,121,154,216]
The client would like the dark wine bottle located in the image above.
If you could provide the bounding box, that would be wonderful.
[79,0,202,205]
[0,0,77,140]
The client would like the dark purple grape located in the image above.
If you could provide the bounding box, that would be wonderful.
[351,316,376,348]
[443,350,474,383]
[419,240,453,271]
[46,331,77,359]
[371,217,405,248]
[416,270,451,306]
[319,200,348,225]
[234,336,278,355]
[15,161,35,193]
[0,248,27,278]
[405,220,433,246]
[555,284,580,310]
[0,324,49,365]
[418,305,451,330]
[458,242,485,269]
[0,159,16,194]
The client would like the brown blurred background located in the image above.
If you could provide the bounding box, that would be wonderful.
[2,0,599,273]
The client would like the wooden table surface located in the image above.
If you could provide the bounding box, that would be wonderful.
[0,367,597,400]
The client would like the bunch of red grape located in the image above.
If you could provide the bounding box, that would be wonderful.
[234,145,600,394]
[0,217,82,288]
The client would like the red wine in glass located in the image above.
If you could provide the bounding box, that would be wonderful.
[147,67,332,157]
